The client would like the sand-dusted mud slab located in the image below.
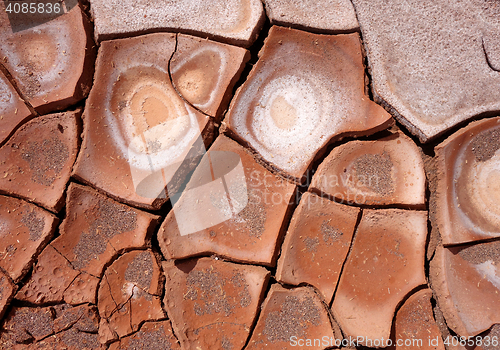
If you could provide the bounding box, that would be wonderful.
[311,132,426,207]
[332,209,427,344]
[0,5,94,115]
[108,320,180,350]
[73,33,214,210]
[225,26,392,181]
[276,192,359,302]
[263,0,358,32]
[16,244,82,304]
[0,195,58,283]
[430,242,500,337]
[246,284,336,350]
[163,257,269,350]
[89,0,264,46]
[433,117,500,245]
[351,0,500,142]
[391,289,445,350]
[0,304,102,349]
[171,34,250,118]
[0,271,15,320]
[0,111,79,212]
[158,135,296,266]
[52,183,158,276]
[17,183,158,305]
[98,250,164,344]
[0,70,33,146]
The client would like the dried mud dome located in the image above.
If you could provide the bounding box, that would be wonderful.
[1,1,500,350]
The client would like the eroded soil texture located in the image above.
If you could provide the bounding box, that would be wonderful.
[1,0,500,349]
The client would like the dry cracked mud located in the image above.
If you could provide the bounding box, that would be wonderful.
[1,1,500,350]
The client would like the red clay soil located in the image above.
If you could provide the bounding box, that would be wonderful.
[225,26,393,181]
[158,135,296,266]
[245,284,336,350]
[276,191,360,303]
[163,257,269,350]
[72,33,214,210]
[311,131,426,208]
[2,2,500,349]
[0,111,79,212]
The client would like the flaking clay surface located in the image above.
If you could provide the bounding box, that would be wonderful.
[0,303,102,349]
[3,2,500,349]
[225,26,392,181]
[98,250,164,343]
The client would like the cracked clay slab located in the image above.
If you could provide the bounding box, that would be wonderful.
[245,284,336,350]
[1,304,102,349]
[0,270,16,320]
[225,26,393,181]
[0,70,33,146]
[72,33,214,210]
[391,289,445,350]
[0,4,94,114]
[108,320,181,350]
[170,34,250,119]
[430,242,500,337]
[51,183,158,277]
[433,117,500,245]
[163,257,270,350]
[311,131,426,207]
[0,195,58,283]
[263,0,359,32]
[351,0,500,142]
[332,209,428,345]
[89,0,265,46]
[97,250,164,344]
[276,191,360,303]
[158,135,296,266]
[0,111,79,212]
[17,183,159,306]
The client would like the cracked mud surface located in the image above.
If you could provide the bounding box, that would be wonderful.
[1,1,500,349]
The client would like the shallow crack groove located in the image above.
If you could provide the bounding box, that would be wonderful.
[308,186,427,211]
[329,208,363,310]
[167,33,213,119]
[482,36,500,72]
